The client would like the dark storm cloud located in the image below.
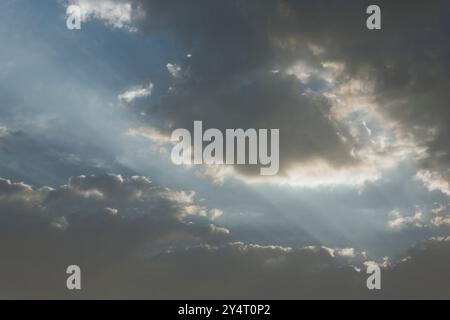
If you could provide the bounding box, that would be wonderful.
[273,0,450,176]
[131,0,363,176]
[155,73,356,175]
[1,175,450,299]
[0,174,229,251]
[122,0,450,182]
[131,239,450,299]
[0,173,231,297]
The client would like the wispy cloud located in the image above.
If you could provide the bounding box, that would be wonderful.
[118,82,153,104]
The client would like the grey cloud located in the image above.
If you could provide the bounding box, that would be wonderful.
[2,222,450,299]
[146,239,450,299]
[0,174,229,251]
[128,0,362,176]
[276,0,450,178]
[0,177,34,198]
[1,175,450,299]
[0,174,231,298]
[154,73,356,175]
[123,0,450,185]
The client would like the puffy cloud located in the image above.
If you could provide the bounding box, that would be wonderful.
[0,174,229,249]
[431,216,450,228]
[388,210,424,230]
[387,203,450,231]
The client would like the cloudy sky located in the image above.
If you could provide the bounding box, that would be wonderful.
[1,0,450,299]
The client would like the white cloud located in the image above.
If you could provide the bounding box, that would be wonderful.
[364,256,391,269]
[387,204,450,230]
[416,170,450,196]
[118,82,153,104]
[431,216,450,227]
[336,248,356,258]
[388,210,424,229]
[67,0,143,31]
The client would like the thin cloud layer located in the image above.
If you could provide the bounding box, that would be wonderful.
[118,82,154,104]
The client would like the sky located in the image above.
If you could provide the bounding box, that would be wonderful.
[0,0,450,299]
